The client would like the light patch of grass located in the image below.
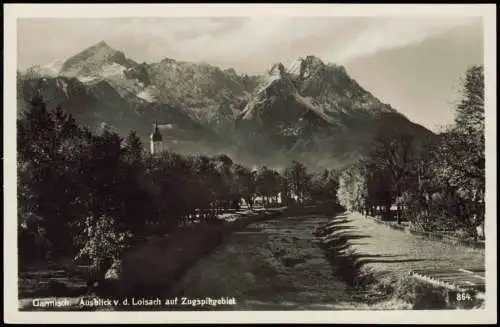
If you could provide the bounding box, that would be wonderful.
[346,212,484,275]
[316,213,485,310]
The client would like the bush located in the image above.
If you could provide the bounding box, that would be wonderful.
[75,215,133,269]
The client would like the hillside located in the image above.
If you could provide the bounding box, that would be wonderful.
[17,41,433,170]
[233,56,431,169]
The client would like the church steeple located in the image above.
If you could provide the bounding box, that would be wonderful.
[150,121,162,142]
[150,121,163,155]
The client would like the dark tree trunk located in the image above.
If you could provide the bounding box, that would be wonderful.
[384,202,391,221]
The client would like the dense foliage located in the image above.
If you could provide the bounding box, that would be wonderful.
[337,66,485,238]
[17,98,341,269]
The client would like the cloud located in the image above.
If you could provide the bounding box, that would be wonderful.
[326,17,480,63]
[18,16,481,70]
[17,17,350,68]
[113,17,347,63]
[18,16,477,71]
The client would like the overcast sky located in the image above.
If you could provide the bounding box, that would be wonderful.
[17,17,483,131]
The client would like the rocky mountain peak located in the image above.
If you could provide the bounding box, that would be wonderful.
[268,62,286,77]
[59,41,137,77]
[93,40,113,50]
[251,62,296,99]
[160,57,178,65]
[287,55,326,81]
[73,40,118,61]
[302,55,325,69]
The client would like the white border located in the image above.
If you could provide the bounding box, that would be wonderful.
[3,3,497,324]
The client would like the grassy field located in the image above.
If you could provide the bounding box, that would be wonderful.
[315,212,486,309]
[327,212,484,276]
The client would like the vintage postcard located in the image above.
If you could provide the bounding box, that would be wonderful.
[3,3,497,324]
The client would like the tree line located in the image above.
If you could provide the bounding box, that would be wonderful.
[17,97,340,269]
[337,65,485,238]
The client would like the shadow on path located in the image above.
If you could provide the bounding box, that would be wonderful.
[314,213,437,289]
[314,212,486,310]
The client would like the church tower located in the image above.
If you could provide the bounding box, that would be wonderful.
[150,121,163,155]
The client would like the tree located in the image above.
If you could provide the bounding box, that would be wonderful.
[119,131,154,234]
[394,65,485,234]
[211,154,235,211]
[279,169,292,206]
[309,169,339,202]
[193,155,218,205]
[364,161,396,220]
[455,65,484,134]
[75,215,132,271]
[82,129,125,221]
[284,161,310,205]
[17,96,75,258]
[18,94,56,164]
[124,130,144,165]
[452,65,485,228]
[366,125,418,223]
[337,163,368,212]
[428,65,485,233]
[232,164,257,209]
[256,166,281,208]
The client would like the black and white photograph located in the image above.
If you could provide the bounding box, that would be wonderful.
[3,3,497,324]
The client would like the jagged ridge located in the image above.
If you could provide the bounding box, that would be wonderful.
[18,41,432,170]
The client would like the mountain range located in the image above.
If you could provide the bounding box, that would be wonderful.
[17,41,432,170]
